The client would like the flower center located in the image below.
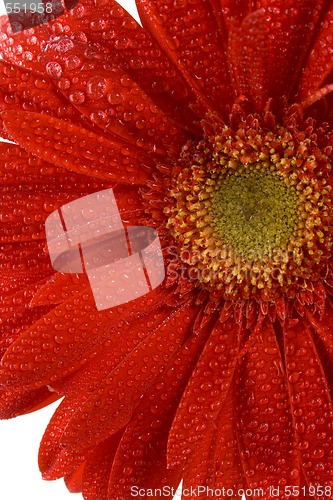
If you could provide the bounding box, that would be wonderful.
[211,168,299,260]
[165,120,333,301]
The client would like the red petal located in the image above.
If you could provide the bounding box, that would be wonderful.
[168,313,241,468]
[1,274,50,314]
[1,111,153,183]
[0,242,49,274]
[81,0,200,130]
[0,61,83,124]
[38,35,188,157]
[297,4,333,102]
[30,273,90,307]
[210,0,262,47]
[60,299,200,452]
[16,297,197,476]
[0,267,51,300]
[228,2,324,109]
[0,143,108,248]
[64,462,85,493]
[183,383,244,496]
[82,432,123,500]
[218,0,257,25]
[284,318,333,486]
[0,142,106,185]
[0,188,102,244]
[113,184,146,225]
[0,385,59,419]
[39,396,88,480]
[207,0,227,40]
[49,299,178,396]
[305,301,333,358]
[235,319,298,496]
[135,0,231,114]
[0,190,50,243]
[0,281,95,390]
[0,283,172,391]
[0,304,52,360]
[0,15,50,71]
[108,309,212,498]
[0,0,200,131]
[0,276,52,358]
[23,391,60,413]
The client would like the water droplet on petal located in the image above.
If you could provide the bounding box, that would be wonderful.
[46,61,62,79]
[69,90,86,105]
[288,372,301,384]
[65,55,81,70]
[312,448,325,458]
[90,111,108,125]
[54,36,74,53]
[87,76,107,100]
[58,78,71,91]
[299,440,309,450]
[34,78,48,90]
[107,91,124,105]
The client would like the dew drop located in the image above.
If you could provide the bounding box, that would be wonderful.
[34,78,49,90]
[46,61,63,79]
[65,55,81,70]
[87,76,107,100]
[298,440,309,450]
[69,90,86,105]
[290,468,300,479]
[58,78,71,91]
[90,111,108,125]
[295,422,305,434]
[312,448,325,458]
[288,372,301,384]
[53,36,74,53]
[107,91,124,104]
[51,22,64,35]
[259,422,269,432]
[123,467,133,476]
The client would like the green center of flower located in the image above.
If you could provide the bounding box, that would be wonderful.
[211,168,300,260]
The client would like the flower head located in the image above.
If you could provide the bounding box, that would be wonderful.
[1,0,333,498]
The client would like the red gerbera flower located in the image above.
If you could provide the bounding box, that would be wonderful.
[1,0,333,499]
